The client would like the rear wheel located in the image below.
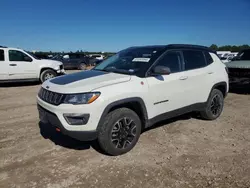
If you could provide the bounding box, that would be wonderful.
[97,108,141,156]
[199,89,224,120]
[40,69,57,83]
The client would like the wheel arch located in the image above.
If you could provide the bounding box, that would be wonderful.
[208,81,228,101]
[97,97,149,131]
[40,67,57,76]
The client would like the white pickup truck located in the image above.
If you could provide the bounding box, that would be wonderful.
[0,46,65,83]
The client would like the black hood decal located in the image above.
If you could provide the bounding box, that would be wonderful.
[50,70,108,85]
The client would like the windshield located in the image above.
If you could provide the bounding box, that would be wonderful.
[233,50,250,61]
[52,54,62,60]
[25,51,40,60]
[93,47,164,75]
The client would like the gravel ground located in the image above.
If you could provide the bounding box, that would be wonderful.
[0,71,250,188]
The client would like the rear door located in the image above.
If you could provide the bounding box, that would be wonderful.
[0,49,9,80]
[181,49,214,105]
[7,50,37,80]
[71,54,81,69]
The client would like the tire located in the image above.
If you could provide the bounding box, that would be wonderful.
[40,69,57,83]
[199,89,224,120]
[97,108,142,156]
[78,63,87,70]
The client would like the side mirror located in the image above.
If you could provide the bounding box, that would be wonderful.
[24,56,32,62]
[152,65,171,75]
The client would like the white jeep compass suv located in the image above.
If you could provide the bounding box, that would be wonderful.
[37,44,229,156]
[0,46,65,83]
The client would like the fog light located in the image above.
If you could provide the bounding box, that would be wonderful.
[63,113,90,125]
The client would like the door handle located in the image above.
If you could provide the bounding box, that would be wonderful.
[179,76,188,80]
[9,64,17,66]
[208,71,214,74]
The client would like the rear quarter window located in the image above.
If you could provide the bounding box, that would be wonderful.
[204,51,214,65]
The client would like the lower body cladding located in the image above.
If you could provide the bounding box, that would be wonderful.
[37,98,99,141]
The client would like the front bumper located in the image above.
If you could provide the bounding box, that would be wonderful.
[56,69,66,75]
[37,104,98,141]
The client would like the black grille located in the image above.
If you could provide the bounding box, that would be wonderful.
[38,87,64,105]
[228,68,250,78]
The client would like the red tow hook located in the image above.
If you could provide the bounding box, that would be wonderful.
[55,128,61,132]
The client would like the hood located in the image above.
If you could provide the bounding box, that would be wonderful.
[43,70,131,93]
[39,59,63,66]
[225,60,250,69]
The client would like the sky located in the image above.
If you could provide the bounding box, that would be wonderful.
[0,0,250,52]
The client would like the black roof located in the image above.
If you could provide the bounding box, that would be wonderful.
[129,44,216,53]
[166,44,215,53]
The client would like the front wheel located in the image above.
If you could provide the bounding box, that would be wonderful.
[97,108,142,156]
[40,69,57,83]
[199,89,224,120]
[78,63,87,70]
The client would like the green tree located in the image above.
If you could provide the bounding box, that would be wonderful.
[210,44,218,50]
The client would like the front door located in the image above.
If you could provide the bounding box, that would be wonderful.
[7,50,37,80]
[145,50,188,119]
[0,49,9,80]
[62,55,71,69]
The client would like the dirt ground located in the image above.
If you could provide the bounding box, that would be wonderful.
[0,71,250,188]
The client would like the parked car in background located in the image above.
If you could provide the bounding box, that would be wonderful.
[32,53,51,59]
[0,46,65,83]
[220,56,234,63]
[226,49,250,85]
[217,51,231,58]
[37,44,228,156]
[88,54,105,65]
[89,54,105,61]
[52,53,97,70]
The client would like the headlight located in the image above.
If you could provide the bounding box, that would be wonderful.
[54,65,60,70]
[63,92,100,105]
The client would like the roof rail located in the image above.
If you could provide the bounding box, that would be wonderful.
[0,45,7,48]
[166,44,216,53]
[167,44,209,49]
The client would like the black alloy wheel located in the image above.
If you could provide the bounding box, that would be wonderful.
[210,94,223,116]
[97,108,142,156]
[199,89,224,120]
[110,117,137,149]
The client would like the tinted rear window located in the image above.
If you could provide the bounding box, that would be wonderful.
[0,49,4,61]
[240,50,250,60]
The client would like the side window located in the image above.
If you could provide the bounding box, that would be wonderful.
[9,50,32,62]
[155,51,182,73]
[204,51,214,65]
[69,54,74,59]
[0,50,4,61]
[183,50,206,71]
[240,50,250,60]
[69,54,80,59]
